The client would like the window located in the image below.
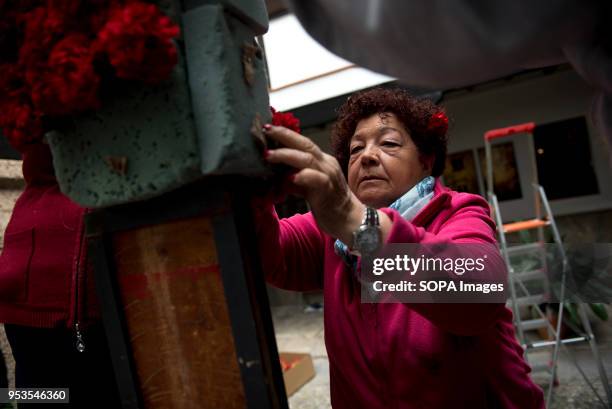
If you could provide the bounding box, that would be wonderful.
[533,117,598,200]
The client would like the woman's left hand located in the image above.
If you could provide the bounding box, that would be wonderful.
[263,124,365,243]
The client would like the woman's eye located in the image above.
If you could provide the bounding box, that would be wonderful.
[350,146,363,155]
[382,141,400,147]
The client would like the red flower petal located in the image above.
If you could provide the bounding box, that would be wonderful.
[270,106,301,134]
[30,34,101,116]
[427,111,448,135]
[95,1,180,84]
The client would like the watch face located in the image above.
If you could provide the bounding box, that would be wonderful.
[356,226,381,254]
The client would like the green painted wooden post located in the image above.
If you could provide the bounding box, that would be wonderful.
[41,2,290,408]
[47,1,271,208]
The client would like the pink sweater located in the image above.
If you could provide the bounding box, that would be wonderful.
[256,180,545,408]
[0,144,94,328]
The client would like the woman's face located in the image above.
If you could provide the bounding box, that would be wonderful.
[347,112,432,208]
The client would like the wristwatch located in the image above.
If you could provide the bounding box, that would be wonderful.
[352,207,382,257]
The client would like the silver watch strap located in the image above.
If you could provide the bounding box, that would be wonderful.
[362,207,379,226]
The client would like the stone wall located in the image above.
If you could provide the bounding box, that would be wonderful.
[0,158,22,390]
[0,159,24,249]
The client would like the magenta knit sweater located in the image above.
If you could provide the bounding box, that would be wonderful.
[0,144,93,328]
[256,180,545,409]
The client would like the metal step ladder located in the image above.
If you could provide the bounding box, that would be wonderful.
[484,122,612,408]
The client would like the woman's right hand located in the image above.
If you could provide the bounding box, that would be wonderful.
[263,124,366,244]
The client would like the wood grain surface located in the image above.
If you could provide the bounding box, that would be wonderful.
[112,216,246,409]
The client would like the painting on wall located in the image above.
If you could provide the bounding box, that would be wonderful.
[477,142,522,201]
[443,150,481,195]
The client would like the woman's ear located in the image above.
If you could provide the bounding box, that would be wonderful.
[420,154,435,175]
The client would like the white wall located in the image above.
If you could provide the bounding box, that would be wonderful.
[442,68,612,222]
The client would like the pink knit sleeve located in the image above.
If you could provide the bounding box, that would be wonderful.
[253,201,325,291]
[380,195,507,336]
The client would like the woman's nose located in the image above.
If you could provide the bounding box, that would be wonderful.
[360,144,380,166]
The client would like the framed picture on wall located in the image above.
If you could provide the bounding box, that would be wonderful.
[477,142,522,201]
[442,150,481,195]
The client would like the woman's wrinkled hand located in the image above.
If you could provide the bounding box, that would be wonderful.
[263,124,364,242]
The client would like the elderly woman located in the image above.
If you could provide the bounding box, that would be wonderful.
[256,88,544,408]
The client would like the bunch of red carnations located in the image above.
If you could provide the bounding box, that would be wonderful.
[271,106,301,134]
[0,0,180,150]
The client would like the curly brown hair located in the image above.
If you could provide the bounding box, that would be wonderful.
[331,87,448,177]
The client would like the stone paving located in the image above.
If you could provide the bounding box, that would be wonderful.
[273,306,331,409]
[272,305,612,409]
[0,304,610,408]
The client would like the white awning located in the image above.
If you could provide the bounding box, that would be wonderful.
[264,14,394,111]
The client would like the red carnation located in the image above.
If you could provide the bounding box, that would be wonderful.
[95,2,180,84]
[0,6,21,64]
[46,0,82,19]
[0,0,180,149]
[87,0,127,33]
[271,107,301,134]
[0,64,25,99]
[18,5,70,70]
[427,111,448,135]
[30,34,101,116]
[0,100,44,149]
[0,64,43,148]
